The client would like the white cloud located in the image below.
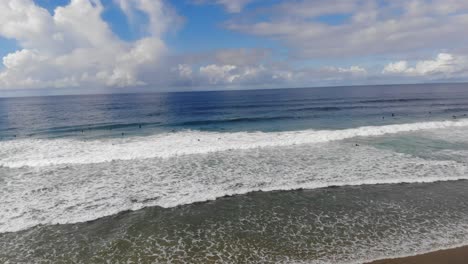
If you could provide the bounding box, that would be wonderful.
[292,65,368,83]
[227,0,468,58]
[199,64,239,84]
[169,60,369,88]
[198,64,272,85]
[115,0,182,36]
[382,61,409,74]
[411,53,456,75]
[170,48,291,87]
[383,53,468,77]
[0,0,175,89]
[335,66,367,75]
[174,64,193,79]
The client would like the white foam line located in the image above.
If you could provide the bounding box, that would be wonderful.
[1,119,468,168]
[2,176,467,234]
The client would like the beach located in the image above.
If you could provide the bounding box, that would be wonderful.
[369,245,468,264]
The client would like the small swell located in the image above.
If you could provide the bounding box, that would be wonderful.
[173,116,302,126]
[288,106,342,112]
[286,105,383,112]
[32,122,162,134]
[358,98,435,104]
[443,108,468,114]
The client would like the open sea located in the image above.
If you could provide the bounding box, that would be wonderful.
[1,83,468,263]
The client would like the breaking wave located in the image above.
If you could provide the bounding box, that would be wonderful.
[1,119,468,233]
[1,119,468,168]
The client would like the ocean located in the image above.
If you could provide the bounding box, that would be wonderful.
[1,83,468,263]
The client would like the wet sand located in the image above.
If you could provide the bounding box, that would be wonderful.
[369,245,468,264]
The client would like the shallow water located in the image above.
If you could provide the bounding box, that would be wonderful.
[2,181,468,263]
[1,83,468,263]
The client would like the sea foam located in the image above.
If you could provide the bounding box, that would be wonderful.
[1,119,468,168]
[1,136,468,233]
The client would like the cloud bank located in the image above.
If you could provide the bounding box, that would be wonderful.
[227,0,468,58]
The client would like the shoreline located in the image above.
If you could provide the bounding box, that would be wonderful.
[368,245,468,264]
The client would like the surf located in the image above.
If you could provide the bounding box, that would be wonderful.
[1,119,468,168]
[1,137,468,233]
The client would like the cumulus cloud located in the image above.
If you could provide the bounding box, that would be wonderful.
[172,63,273,86]
[199,64,272,84]
[170,48,286,87]
[383,53,468,78]
[170,60,369,88]
[0,0,176,89]
[292,65,368,84]
[167,45,370,88]
[382,61,409,75]
[330,66,367,75]
[199,64,239,84]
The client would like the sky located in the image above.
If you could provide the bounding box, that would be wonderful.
[1,0,468,96]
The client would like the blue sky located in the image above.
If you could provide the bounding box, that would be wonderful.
[0,0,467,95]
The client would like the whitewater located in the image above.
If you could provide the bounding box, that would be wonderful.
[1,119,468,233]
[1,119,468,168]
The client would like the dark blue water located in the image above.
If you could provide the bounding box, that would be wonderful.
[1,83,468,139]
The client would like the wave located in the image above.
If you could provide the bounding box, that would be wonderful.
[3,177,468,234]
[287,106,343,112]
[285,105,383,112]
[166,96,452,113]
[176,100,346,112]
[1,119,468,168]
[167,97,465,113]
[34,122,162,134]
[443,108,468,114]
[358,98,436,103]
[1,140,468,234]
[173,116,303,126]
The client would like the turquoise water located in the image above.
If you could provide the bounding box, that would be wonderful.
[1,83,468,263]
